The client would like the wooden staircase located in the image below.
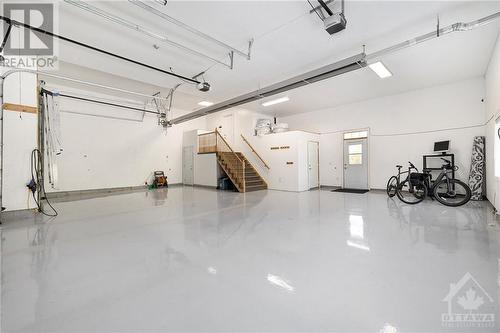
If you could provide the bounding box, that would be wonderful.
[198,129,268,193]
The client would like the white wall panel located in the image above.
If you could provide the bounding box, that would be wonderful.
[281,77,487,190]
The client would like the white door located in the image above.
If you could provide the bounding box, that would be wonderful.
[218,114,234,144]
[182,146,194,185]
[343,139,368,189]
[308,141,319,189]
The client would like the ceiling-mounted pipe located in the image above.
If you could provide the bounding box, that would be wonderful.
[128,0,253,60]
[0,16,202,85]
[309,0,333,15]
[170,53,367,124]
[308,0,325,21]
[367,11,500,60]
[64,0,231,69]
[0,23,12,54]
[2,68,173,102]
[171,10,500,125]
[42,89,162,115]
[318,0,333,16]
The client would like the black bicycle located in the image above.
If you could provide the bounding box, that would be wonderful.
[420,158,471,207]
[387,162,426,204]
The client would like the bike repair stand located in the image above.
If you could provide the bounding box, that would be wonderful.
[423,152,456,181]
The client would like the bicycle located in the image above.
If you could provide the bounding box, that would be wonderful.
[387,162,426,204]
[420,158,472,207]
[387,165,404,197]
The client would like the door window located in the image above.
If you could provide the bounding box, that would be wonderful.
[348,144,363,165]
[344,131,368,140]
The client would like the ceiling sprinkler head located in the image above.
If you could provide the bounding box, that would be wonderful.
[197,82,211,92]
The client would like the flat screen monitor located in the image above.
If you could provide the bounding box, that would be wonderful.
[434,140,450,152]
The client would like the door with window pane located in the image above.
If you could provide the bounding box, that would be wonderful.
[343,138,368,189]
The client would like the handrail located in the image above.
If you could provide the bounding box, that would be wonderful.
[198,131,215,137]
[240,134,270,169]
[215,128,245,192]
[216,128,244,165]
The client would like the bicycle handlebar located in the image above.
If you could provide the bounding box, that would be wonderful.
[408,161,418,172]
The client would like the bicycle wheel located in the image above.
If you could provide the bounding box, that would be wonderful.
[433,179,471,207]
[396,179,427,204]
[386,176,398,197]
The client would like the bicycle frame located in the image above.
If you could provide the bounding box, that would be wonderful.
[393,163,419,191]
[424,166,454,196]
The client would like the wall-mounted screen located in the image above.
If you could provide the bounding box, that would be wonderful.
[434,140,450,152]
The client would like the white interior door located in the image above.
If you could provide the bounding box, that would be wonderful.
[308,141,319,189]
[218,114,234,145]
[343,139,368,189]
[183,146,194,185]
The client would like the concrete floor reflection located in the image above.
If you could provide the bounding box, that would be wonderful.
[1,187,499,332]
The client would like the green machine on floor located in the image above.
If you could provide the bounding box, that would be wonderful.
[148,171,168,189]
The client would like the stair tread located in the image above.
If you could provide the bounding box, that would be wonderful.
[218,151,267,193]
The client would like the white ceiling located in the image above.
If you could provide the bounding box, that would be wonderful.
[37,1,500,116]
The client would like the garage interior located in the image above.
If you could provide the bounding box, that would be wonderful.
[1,0,500,332]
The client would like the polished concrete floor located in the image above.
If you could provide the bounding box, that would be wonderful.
[1,187,499,332]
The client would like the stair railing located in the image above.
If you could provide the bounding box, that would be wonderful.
[215,128,246,192]
[240,134,270,170]
[198,131,217,153]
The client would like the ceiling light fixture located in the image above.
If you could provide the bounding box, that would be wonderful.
[198,101,214,107]
[369,61,392,79]
[262,97,290,107]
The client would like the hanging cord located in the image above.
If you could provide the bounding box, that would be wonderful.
[30,149,58,217]
[17,27,22,119]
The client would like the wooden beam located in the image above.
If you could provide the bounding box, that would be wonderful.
[2,103,38,114]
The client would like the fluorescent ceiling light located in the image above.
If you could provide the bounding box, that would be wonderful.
[262,96,290,107]
[369,61,392,79]
[198,101,214,107]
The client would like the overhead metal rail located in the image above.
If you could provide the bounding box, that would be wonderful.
[317,0,334,16]
[170,53,367,124]
[41,88,162,115]
[171,10,500,125]
[64,0,234,69]
[0,23,12,56]
[308,0,334,15]
[0,16,201,85]
[128,0,253,61]
[367,11,500,60]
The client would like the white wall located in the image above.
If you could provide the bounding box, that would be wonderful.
[206,109,321,191]
[206,108,272,181]
[281,77,486,189]
[1,70,38,211]
[47,87,205,192]
[319,132,343,186]
[1,65,206,212]
[485,32,500,209]
[183,129,218,187]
